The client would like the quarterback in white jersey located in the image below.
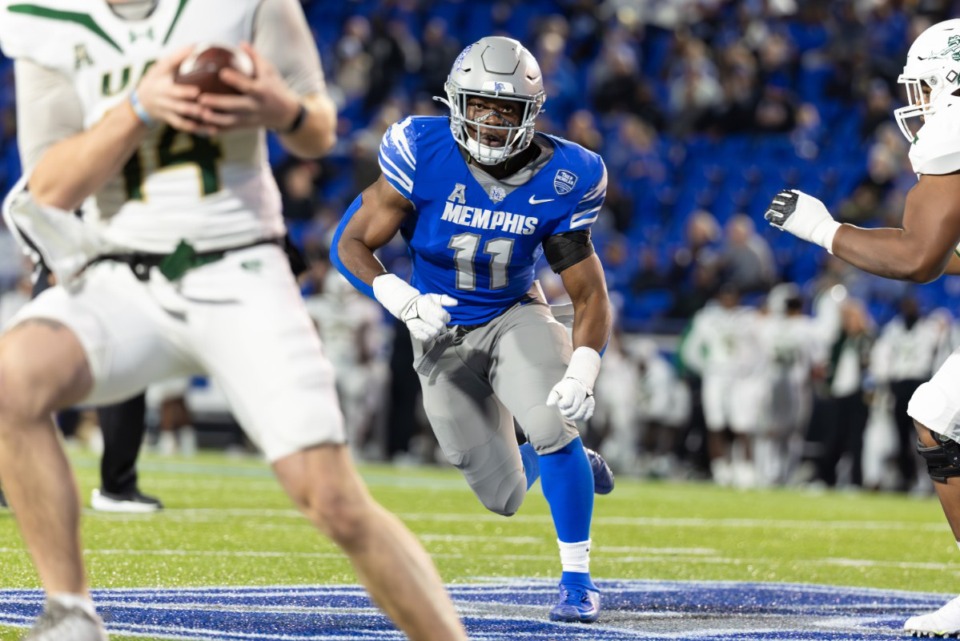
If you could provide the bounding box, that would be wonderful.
[0,2,467,640]
[764,18,960,637]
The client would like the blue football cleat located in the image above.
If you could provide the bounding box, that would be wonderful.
[549,583,601,623]
[585,448,614,495]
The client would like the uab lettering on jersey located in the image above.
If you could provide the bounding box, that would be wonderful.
[441,201,538,236]
[102,61,153,96]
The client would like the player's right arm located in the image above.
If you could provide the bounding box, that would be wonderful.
[831,173,960,282]
[333,175,412,288]
[765,172,960,284]
[24,47,206,211]
[331,175,457,342]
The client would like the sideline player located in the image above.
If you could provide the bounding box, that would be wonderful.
[332,36,615,623]
[764,18,960,637]
[0,1,467,639]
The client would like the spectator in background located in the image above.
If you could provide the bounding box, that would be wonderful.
[666,211,722,320]
[363,16,409,114]
[590,42,643,116]
[667,36,723,136]
[565,109,603,153]
[718,214,776,295]
[861,79,895,141]
[279,160,320,222]
[418,18,460,99]
[701,41,759,135]
[753,85,798,134]
[333,15,373,106]
[536,31,580,130]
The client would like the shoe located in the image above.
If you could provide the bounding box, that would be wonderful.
[549,583,601,623]
[91,488,163,513]
[585,448,614,495]
[22,600,106,641]
[905,594,960,636]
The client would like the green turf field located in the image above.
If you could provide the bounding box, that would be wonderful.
[0,449,956,640]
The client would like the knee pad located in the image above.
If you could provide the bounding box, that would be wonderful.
[917,433,960,484]
[523,405,578,454]
[468,469,526,516]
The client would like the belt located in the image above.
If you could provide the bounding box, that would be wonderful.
[92,237,282,281]
[456,294,540,334]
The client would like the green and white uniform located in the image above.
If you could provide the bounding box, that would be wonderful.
[0,0,343,461]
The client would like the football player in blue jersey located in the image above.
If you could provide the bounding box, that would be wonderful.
[332,36,615,623]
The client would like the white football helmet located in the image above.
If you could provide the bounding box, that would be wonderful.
[439,36,546,165]
[895,19,960,142]
[106,0,159,20]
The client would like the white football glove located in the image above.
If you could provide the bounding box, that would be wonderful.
[547,346,602,421]
[2,181,105,287]
[764,189,841,254]
[373,273,457,342]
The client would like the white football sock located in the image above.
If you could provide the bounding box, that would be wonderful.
[558,539,591,573]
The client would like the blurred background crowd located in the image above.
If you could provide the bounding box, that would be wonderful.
[1,0,960,493]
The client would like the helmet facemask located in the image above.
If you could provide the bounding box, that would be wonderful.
[894,73,949,142]
[442,83,543,165]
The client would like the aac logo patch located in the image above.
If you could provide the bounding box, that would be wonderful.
[554,169,577,195]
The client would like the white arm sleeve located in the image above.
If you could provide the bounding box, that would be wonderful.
[14,59,84,176]
[252,0,325,98]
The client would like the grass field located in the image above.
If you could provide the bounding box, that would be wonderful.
[1,448,957,640]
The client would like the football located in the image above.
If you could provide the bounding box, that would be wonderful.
[174,44,253,95]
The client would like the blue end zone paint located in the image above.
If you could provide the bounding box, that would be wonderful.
[0,580,950,639]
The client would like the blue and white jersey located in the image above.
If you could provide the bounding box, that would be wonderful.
[378,116,606,325]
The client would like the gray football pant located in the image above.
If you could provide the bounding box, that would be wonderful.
[412,300,580,516]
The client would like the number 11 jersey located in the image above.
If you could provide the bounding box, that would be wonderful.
[378,115,607,326]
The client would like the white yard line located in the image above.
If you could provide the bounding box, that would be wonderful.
[0,547,954,571]
[87,507,946,532]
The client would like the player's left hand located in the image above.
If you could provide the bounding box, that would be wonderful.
[764,189,841,253]
[196,42,301,132]
[546,346,602,421]
[547,377,595,421]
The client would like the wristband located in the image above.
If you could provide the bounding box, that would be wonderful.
[564,346,602,390]
[129,89,154,127]
[815,219,841,255]
[282,103,307,134]
[372,273,420,319]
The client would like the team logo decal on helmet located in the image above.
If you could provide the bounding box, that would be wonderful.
[895,19,960,142]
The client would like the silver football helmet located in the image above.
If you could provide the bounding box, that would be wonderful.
[895,19,960,142]
[440,36,546,165]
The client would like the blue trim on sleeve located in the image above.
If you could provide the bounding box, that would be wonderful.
[330,194,375,299]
